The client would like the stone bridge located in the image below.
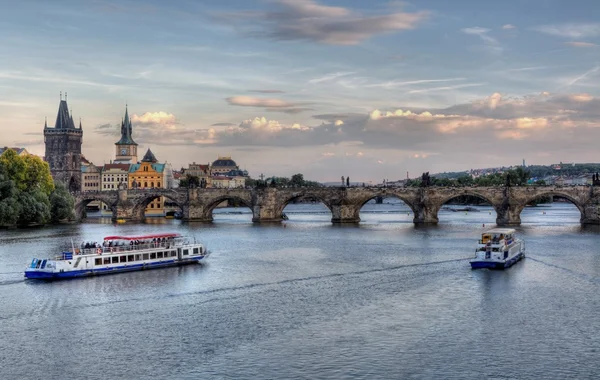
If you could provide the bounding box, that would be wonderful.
[73,185,600,225]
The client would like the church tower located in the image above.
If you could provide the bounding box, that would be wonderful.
[114,105,138,163]
[43,93,83,192]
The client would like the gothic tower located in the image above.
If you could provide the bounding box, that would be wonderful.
[114,105,138,163]
[43,94,83,192]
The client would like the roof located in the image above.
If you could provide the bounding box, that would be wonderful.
[116,106,137,145]
[142,148,158,163]
[81,155,91,164]
[483,228,516,235]
[129,163,166,173]
[52,100,77,129]
[212,157,238,167]
[102,163,131,171]
[0,147,28,155]
[104,233,182,241]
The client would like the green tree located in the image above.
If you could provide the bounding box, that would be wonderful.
[17,190,51,226]
[290,173,304,187]
[49,181,75,222]
[0,174,20,226]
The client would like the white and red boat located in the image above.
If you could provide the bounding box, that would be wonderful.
[25,233,209,280]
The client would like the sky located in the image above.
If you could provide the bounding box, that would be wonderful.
[1,0,600,183]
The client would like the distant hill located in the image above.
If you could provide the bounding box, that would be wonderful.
[430,163,600,180]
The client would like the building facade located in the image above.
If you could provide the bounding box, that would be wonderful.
[101,164,130,190]
[43,96,83,191]
[129,149,166,216]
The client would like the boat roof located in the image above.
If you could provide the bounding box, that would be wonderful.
[482,228,516,235]
[103,233,182,241]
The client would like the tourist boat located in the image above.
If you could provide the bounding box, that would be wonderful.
[24,233,209,280]
[470,228,525,269]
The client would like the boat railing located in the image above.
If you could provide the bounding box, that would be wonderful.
[77,242,178,256]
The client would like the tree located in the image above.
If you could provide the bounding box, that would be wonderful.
[17,189,51,226]
[50,181,75,222]
[290,173,304,187]
[179,175,200,188]
[0,174,20,226]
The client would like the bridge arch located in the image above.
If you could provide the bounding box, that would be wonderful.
[74,194,118,220]
[355,191,418,223]
[428,190,500,224]
[276,191,334,220]
[132,192,186,220]
[202,195,254,222]
[519,190,586,223]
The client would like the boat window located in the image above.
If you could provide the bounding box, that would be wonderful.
[150,252,156,259]
[111,256,119,264]
[171,251,177,257]
[193,248,199,254]
[120,256,127,263]
[157,252,163,259]
[36,260,42,268]
[183,249,189,256]
[143,253,149,260]
[41,260,47,269]
[127,255,134,262]
[135,254,141,261]
[95,258,102,265]
[30,259,37,268]
[103,257,111,265]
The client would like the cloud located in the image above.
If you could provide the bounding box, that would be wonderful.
[461,26,502,54]
[132,111,177,126]
[322,152,335,157]
[216,0,429,45]
[502,24,516,30]
[565,41,597,47]
[248,89,285,93]
[226,96,298,108]
[266,107,314,114]
[408,82,486,94]
[211,122,237,127]
[308,71,356,84]
[533,23,600,38]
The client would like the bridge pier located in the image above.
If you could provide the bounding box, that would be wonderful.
[581,202,600,225]
[495,204,523,226]
[331,204,360,223]
[412,204,439,224]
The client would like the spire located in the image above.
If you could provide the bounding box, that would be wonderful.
[54,98,76,129]
[44,117,47,129]
[142,148,158,163]
[79,117,82,129]
[115,105,137,146]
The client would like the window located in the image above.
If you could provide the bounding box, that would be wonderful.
[144,182,148,187]
[157,252,163,259]
[135,254,141,261]
[143,253,149,260]
[95,258,101,265]
[150,252,156,259]
[120,256,127,263]
[171,251,177,257]
[112,256,119,264]
[150,204,154,209]
[128,255,134,262]
[103,257,111,265]
[193,248,199,254]
[183,249,189,256]
[151,182,154,188]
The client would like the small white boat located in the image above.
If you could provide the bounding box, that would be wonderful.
[470,228,525,269]
[25,233,209,280]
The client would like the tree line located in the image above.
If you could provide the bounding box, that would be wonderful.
[0,149,74,227]
[405,167,535,187]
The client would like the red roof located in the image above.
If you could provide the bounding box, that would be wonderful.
[102,163,130,170]
[104,233,182,241]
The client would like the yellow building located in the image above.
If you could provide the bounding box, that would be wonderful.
[128,149,166,216]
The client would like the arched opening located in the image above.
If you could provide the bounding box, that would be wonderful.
[205,196,254,223]
[520,192,583,226]
[281,194,333,223]
[358,195,415,225]
[133,194,184,222]
[76,199,114,222]
[69,176,78,192]
[437,193,497,225]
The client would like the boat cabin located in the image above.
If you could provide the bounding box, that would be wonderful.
[480,228,515,245]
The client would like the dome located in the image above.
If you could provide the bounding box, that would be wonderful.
[212,157,237,167]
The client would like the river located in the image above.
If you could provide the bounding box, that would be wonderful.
[1,201,599,379]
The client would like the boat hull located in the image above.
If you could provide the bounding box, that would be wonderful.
[470,251,524,270]
[25,257,207,280]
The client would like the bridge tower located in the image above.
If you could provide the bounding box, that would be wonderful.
[43,93,83,192]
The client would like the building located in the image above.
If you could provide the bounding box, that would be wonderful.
[81,157,101,192]
[114,106,138,164]
[101,163,130,190]
[0,147,30,156]
[182,162,211,187]
[211,175,246,188]
[211,156,240,175]
[128,149,166,216]
[43,95,83,191]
